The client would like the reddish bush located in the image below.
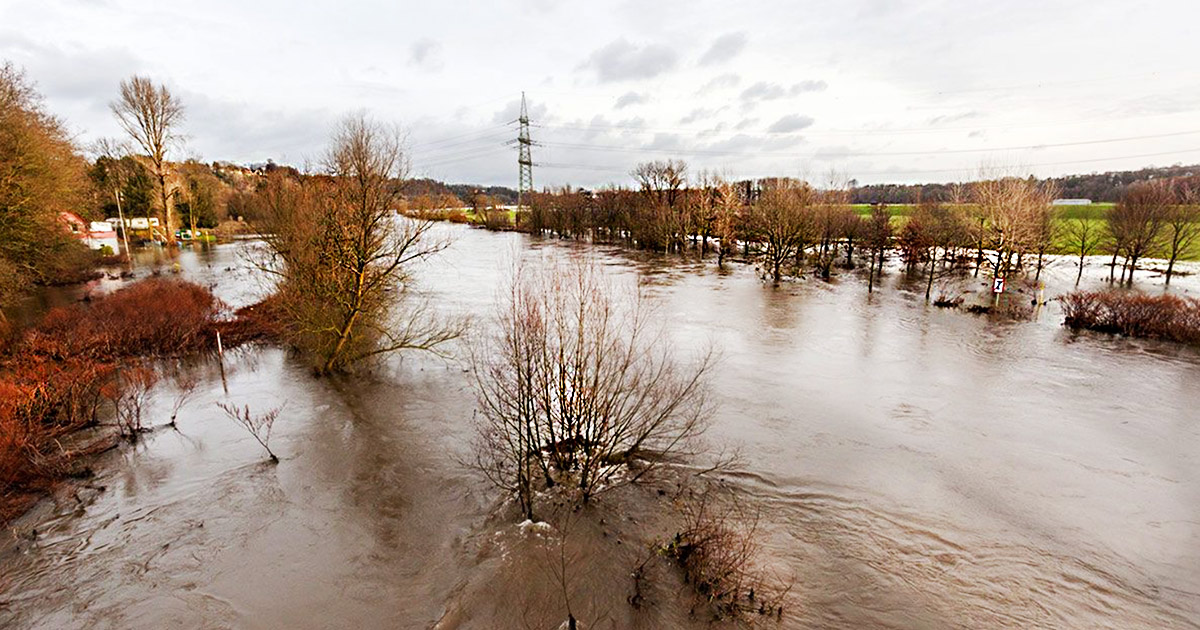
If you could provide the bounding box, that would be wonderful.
[1,278,274,524]
[0,357,114,493]
[1061,290,1200,343]
[24,279,222,359]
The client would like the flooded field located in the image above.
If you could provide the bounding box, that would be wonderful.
[2,224,1199,629]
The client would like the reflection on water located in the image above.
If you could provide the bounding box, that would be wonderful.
[2,224,1198,629]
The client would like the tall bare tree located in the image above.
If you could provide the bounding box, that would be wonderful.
[111,76,184,244]
[256,114,460,374]
[1063,214,1102,287]
[864,203,892,293]
[1162,181,1200,287]
[1108,180,1171,285]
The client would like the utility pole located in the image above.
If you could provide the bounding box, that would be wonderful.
[115,189,133,270]
[517,92,534,209]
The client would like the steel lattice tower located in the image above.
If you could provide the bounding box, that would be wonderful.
[516,92,534,208]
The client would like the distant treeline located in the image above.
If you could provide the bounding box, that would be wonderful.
[851,164,1200,204]
[404,178,517,205]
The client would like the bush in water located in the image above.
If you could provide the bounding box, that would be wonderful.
[1061,290,1200,343]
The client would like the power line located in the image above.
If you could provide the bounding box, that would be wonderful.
[537,147,1200,179]
[537,129,1200,160]
[536,109,1200,138]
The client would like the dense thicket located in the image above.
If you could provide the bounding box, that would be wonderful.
[0,63,95,305]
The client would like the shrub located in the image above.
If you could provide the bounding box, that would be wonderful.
[660,489,787,621]
[1061,290,1200,343]
[24,278,222,359]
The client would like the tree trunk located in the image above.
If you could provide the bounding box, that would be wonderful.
[1076,253,1085,287]
[924,257,935,302]
[868,251,876,293]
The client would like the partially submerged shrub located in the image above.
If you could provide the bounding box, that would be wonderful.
[218,402,281,462]
[0,357,114,494]
[660,488,787,621]
[25,278,223,359]
[1061,290,1200,343]
[474,258,713,519]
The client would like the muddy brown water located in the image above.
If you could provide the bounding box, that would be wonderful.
[2,225,1198,629]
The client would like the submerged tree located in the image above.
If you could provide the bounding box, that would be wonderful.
[1062,213,1102,287]
[473,258,713,519]
[864,203,892,293]
[111,75,185,243]
[747,179,814,284]
[1108,180,1170,286]
[256,114,460,374]
[1162,182,1200,287]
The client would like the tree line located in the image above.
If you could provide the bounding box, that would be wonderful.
[486,160,1200,297]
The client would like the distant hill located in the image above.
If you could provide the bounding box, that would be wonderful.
[851,164,1200,204]
[403,178,518,205]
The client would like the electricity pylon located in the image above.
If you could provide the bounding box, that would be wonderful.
[516,92,534,209]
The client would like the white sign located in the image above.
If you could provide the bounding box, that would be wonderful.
[992,277,1006,294]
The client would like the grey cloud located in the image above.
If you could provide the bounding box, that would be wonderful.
[767,114,814,133]
[741,81,788,101]
[734,117,759,131]
[927,111,981,125]
[699,32,748,66]
[0,33,141,105]
[697,73,741,95]
[580,38,678,82]
[409,38,442,68]
[614,91,648,109]
[680,107,722,124]
[704,133,805,154]
[492,97,549,124]
[645,133,683,151]
[791,80,827,94]
[742,80,828,102]
[181,90,335,164]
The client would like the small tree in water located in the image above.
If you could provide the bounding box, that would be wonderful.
[255,114,460,374]
[473,257,713,519]
[218,402,280,463]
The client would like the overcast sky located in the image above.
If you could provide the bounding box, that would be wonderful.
[3,0,1199,188]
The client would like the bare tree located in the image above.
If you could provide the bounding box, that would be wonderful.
[473,257,713,519]
[747,179,814,284]
[218,402,281,463]
[704,175,743,268]
[1108,180,1171,285]
[864,203,892,293]
[972,175,1053,282]
[111,76,185,244]
[1162,182,1200,287]
[1063,214,1102,287]
[255,114,461,374]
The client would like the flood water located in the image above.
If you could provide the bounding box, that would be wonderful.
[2,224,1198,629]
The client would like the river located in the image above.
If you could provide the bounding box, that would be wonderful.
[1,224,1198,629]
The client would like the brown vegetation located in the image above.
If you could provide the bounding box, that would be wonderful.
[0,279,267,524]
[660,487,787,621]
[0,62,96,307]
[253,114,460,374]
[1061,290,1200,343]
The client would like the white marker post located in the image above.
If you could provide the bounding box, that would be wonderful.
[992,276,1005,307]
